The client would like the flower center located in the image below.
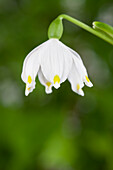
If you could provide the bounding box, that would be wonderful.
[46,82,51,87]
[27,75,32,84]
[54,75,60,84]
[77,84,80,91]
[26,85,31,91]
[85,76,90,82]
[27,87,31,91]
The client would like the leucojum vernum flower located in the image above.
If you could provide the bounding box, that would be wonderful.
[21,14,113,96]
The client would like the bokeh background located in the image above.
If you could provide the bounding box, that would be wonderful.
[0,0,113,170]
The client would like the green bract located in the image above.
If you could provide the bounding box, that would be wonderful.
[93,21,113,39]
[48,18,63,39]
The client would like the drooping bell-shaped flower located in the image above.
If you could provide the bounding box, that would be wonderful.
[21,38,93,96]
[21,16,93,96]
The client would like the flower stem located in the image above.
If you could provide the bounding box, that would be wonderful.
[57,14,113,45]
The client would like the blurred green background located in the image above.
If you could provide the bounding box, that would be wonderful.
[0,0,113,170]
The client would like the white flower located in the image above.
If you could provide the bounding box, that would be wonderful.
[21,38,93,96]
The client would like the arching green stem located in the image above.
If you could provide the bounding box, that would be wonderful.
[48,14,113,45]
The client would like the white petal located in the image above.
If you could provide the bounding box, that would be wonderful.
[58,41,83,61]
[84,76,93,87]
[78,89,84,96]
[58,41,93,87]
[41,39,63,81]
[54,82,60,89]
[45,86,52,94]
[21,39,50,84]
[60,44,73,83]
[25,81,36,96]
[25,88,32,96]
[68,62,84,96]
[41,39,72,88]
[69,49,93,87]
[21,40,51,96]
[38,68,52,94]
